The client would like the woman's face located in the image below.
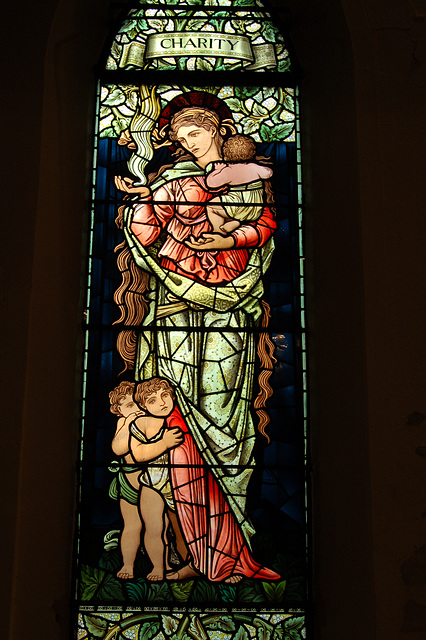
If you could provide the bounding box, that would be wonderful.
[175,124,218,161]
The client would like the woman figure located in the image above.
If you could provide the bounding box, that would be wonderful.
[114,92,278,581]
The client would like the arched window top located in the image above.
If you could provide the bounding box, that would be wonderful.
[104,0,294,75]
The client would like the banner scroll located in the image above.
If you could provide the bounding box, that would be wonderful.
[118,33,278,70]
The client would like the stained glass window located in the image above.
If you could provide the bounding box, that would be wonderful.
[75,1,308,638]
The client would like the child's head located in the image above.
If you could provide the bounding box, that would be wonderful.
[222,134,256,163]
[134,378,175,417]
[109,381,137,417]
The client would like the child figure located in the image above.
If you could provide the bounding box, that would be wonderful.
[205,134,273,235]
[109,381,143,580]
[109,379,185,581]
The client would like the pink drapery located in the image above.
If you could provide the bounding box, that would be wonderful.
[168,409,280,581]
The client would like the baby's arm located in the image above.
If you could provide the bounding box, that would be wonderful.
[206,162,232,188]
[112,413,142,455]
[130,417,184,463]
[257,164,273,180]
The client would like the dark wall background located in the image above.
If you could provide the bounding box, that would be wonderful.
[1,1,425,638]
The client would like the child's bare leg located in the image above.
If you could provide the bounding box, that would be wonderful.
[117,499,142,579]
[168,509,188,562]
[220,219,240,233]
[206,198,234,234]
[139,486,167,581]
[163,511,173,571]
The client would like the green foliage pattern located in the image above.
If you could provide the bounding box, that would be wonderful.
[78,610,306,640]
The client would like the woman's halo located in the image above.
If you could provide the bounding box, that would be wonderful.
[157,91,233,133]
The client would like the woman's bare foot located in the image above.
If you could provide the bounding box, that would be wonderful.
[117,565,134,579]
[224,574,243,584]
[166,563,198,581]
[147,567,164,581]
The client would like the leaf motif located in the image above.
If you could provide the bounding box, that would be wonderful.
[157,60,176,71]
[241,118,259,135]
[284,94,295,112]
[235,86,259,100]
[126,579,150,601]
[119,20,138,34]
[189,617,209,640]
[97,573,125,602]
[196,58,214,72]
[237,580,266,603]
[112,117,131,136]
[139,621,160,640]
[278,58,291,72]
[272,625,284,640]
[98,550,122,572]
[111,40,121,59]
[225,97,242,112]
[284,617,305,631]
[100,106,111,119]
[252,102,268,118]
[255,623,272,640]
[169,579,194,602]
[148,581,172,602]
[262,24,279,43]
[214,60,228,72]
[80,565,104,601]
[128,91,139,110]
[191,580,218,603]
[149,19,167,31]
[218,583,237,603]
[137,19,149,31]
[234,627,250,640]
[262,579,287,603]
[80,565,125,602]
[187,19,207,30]
[84,615,108,639]
[260,123,294,142]
[99,127,115,139]
[263,87,275,99]
[103,89,126,107]
[205,615,236,632]
[162,615,179,636]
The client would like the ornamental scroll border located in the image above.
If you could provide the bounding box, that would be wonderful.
[77,609,306,640]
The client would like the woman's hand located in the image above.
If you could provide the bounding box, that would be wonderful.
[114,176,151,197]
[185,233,235,250]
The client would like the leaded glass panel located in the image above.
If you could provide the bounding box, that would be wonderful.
[74,1,308,638]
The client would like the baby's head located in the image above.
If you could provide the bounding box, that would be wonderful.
[222,134,256,163]
[109,381,137,418]
[134,378,175,418]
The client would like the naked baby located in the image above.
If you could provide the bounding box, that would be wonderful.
[205,133,273,235]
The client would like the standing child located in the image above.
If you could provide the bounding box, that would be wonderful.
[109,378,185,581]
[109,381,143,580]
[205,133,273,235]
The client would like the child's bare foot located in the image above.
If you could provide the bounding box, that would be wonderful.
[147,567,164,581]
[224,574,243,584]
[117,565,134,579]
[166,563,198,580]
